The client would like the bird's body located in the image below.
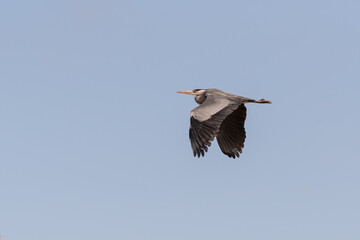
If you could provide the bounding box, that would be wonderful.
[178,89,271,158]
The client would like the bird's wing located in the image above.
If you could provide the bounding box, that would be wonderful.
[189,95,241,157]
[216,104,247,158]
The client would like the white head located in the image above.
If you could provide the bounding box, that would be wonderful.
[177,89,207,104]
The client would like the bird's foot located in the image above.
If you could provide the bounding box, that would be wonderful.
[255,98,272,104]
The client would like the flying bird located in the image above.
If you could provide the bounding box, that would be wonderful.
[178,88,271,158]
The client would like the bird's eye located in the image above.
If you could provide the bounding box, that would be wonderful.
[193,89,201,92]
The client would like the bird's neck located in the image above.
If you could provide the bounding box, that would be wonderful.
[195,94,207,104]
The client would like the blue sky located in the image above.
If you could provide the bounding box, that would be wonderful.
[1,1,359,239]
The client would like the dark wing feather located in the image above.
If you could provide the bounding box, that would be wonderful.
[189,95,241,157]
[189,117,215,157]
[216,104,247,158]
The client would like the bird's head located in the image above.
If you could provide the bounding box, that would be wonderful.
[177,89,205,95]
[177,89,207,104]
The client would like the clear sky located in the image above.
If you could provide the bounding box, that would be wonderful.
[1,1,360,239]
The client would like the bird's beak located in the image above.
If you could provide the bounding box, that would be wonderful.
[177,90,194,95]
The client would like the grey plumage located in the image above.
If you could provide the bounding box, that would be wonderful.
[178,88,271,158]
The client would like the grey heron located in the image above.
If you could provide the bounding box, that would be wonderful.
[178,88,271,158]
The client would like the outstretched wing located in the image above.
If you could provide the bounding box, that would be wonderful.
[189,95,241,157]
[216,104,247,158]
